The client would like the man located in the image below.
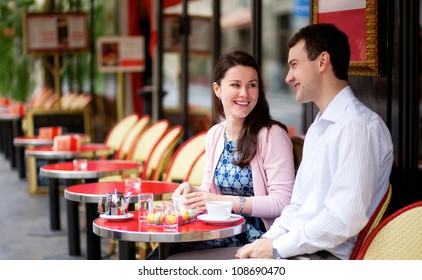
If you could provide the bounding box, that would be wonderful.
[167,23,394,260]
[235,23,393,260]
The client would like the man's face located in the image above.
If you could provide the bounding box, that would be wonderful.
[285,40,321,104]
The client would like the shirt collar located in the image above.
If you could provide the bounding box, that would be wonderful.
[315,86,355,124]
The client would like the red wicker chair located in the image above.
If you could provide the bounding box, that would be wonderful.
[356,200,422,259]
[349,183,392,259]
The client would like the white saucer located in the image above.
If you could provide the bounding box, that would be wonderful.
[100,213,134,222]
[197,214,242,225]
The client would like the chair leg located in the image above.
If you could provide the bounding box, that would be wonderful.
[136,242,157,259]
[106,239,118,258]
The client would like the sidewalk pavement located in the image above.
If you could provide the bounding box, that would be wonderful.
[0,154,114,260]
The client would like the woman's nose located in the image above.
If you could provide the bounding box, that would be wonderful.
[239,86,248,96]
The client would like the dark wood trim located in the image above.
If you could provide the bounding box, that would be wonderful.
[251,0,262,66]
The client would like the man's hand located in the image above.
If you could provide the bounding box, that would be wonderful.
[235,237,274,259]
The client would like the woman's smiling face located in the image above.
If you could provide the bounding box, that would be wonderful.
[213,65,259,123]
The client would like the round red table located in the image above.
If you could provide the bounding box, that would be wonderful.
[64,180,179,203]
[25,143,113,160]
[93,211,245,260]
[13,134,91,179]
[64,180,179,259]
[39,159,141,259]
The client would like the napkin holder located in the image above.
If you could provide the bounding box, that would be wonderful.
[53,135,80,151]
[38,126,62,139]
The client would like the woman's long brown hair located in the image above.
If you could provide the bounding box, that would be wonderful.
[213,50,288,168]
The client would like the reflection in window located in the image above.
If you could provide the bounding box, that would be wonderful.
[262,0,309,136]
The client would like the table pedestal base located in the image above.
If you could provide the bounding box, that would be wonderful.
[118,241,137,260]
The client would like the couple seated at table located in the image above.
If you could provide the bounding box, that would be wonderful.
[159,24,394,261]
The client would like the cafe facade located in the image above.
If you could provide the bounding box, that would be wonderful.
[0,0,421,214]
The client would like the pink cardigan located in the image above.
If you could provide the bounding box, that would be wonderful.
[197,121,295,230]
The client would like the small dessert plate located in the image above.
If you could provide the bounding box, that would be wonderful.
[197,214,242,225]
[99,213,134,222]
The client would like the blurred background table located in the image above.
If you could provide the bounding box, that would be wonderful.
[0,112,23,170]
[13,134,91,179]
[40,159,141,259]
[25,143,114,195]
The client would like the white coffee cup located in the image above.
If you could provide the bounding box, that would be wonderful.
[206,201,233,220]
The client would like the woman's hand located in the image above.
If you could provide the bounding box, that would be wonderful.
[172,182,193,196]
[183,192,224,213]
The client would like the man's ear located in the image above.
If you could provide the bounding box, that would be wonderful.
[319,51,330,70]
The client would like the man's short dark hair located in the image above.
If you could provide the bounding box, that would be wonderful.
[288,23,350,81]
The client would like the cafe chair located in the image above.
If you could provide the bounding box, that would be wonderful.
[127,119,170,168]
[142,125,184,181]
[356,200,422,260]
[99,119,170,182]
[133,126,183,259]
[184,151,205,186]
[349,183,392,259]
[29,87,55,109]
[103,113,139,153]
[113,115,151,159]
[134,132,205,259]
[162,131,206,184]
[290,135,304,173]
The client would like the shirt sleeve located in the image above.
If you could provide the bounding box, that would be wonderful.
[269,121,385,258]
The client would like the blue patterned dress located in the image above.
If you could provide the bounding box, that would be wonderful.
[176,131,266,250]
[147,131,266,258]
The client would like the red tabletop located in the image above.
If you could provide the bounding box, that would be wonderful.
[40,159,141,180]
[14,134,90,147]
[25,143,114,159]
[13,136,54,146]
[65,180,179,203]
[93,211,245,243]
[0,112,23,120]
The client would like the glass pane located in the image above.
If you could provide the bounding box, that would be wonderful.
[262,0,309,136]
[187,0,212,135]
[162,0,213,136]
[162,1,182,111]
[220,0,252,54]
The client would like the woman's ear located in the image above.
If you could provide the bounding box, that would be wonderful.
[212,82,221,98]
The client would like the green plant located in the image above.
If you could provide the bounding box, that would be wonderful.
[0,0,37,102]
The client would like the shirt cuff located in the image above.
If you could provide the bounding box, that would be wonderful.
[271,231,308,259]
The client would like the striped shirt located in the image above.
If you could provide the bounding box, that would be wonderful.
[264,86,394,259]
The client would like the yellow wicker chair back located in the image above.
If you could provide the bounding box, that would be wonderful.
[356,200,422,260]
[128,119,170,166]
[142,125,184,181]
[104,114,139,151]
[116,115,151,159]
[163,131,206,183]
[184,151,205,186]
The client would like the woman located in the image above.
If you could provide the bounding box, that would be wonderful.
[150,50,296,258]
